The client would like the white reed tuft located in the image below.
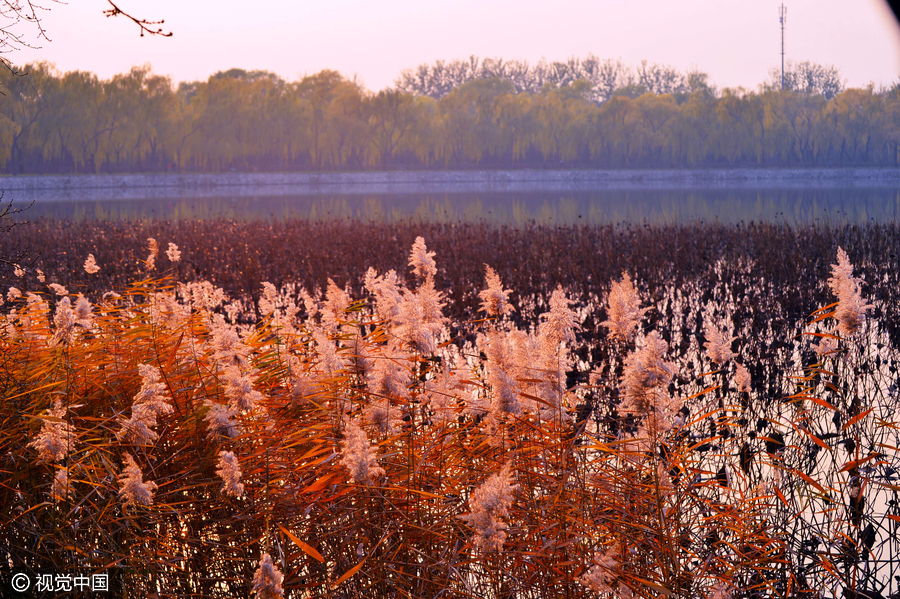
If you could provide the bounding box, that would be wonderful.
[703,317,736,365]
[828,247,872,336]
[118,453,158,507]
[84,253,100,274]
[363,397,403,437]
[51,296,76,345]
[478,265,512,318]
[313,329,346,376]
[259,282,278,317]
[602,272,648,342]
[578,546,620,594]
[539,285,578,346]
[409,236,437,280]
[460,462,517,552]
[251,553,284,599]
[203,400,241,438]
[215,450,244,497]
[709,579,735,599]
[619,331,679,434]
[478,330,524,416]
[734,363,751,394]
[814,335,838,357]
[322,278,351,332]
[73,294,93,327]
[365,267,403,322]
[116,364,174,445]
[166,242,181,262]
[50,468,74,501]
[393,285,446,355]
[209,315,252,369]
[339,418,385,485]
[223,366,264,412]
[28,401,76,463]
[146,238,159,271]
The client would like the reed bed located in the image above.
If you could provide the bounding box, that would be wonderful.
[1,222,899,598]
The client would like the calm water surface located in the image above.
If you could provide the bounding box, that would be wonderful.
[15,186,900,224]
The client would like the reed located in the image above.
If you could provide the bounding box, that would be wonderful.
[1,229,899,598]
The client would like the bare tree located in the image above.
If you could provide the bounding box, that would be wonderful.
[2,0,170,71]
[0,192,32,273]
[769,61,845,100]
[1,0,170,271]
[395,54,703,104]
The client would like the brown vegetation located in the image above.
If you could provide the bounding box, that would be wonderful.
[1,225,900,598]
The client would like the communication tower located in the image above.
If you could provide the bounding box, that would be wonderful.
[779,4,787,89]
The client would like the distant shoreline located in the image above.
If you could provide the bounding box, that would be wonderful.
[2,168,899,202]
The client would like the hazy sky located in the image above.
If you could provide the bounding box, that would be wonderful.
[9,0,900,91]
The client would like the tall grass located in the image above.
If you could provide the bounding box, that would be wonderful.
[1,227,899,598]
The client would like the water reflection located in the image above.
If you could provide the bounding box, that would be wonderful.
[15,187,900,224]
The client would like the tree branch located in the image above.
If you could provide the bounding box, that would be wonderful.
[102,0,172,38]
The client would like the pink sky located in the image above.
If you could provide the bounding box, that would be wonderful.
[8,0,900,91]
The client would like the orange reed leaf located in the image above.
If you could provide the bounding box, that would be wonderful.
[842,408,874,431]
[685,384,721,402]
[300,474,339,494]
[789,469,828,496]
[622,574,675,596]
[6,381,64,402]
[773,486,790,507]
[800,396,837,411]
[333,557,367,587]
[798,426,831,451]
[839,454,880,473]
[696,369,722,377]
[278,525,324,562]
[809,301,840,316]
[163,331,185,374]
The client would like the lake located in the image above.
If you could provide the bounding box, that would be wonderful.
[10,186,900,224]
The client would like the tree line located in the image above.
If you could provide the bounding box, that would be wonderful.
[0,58,896,174]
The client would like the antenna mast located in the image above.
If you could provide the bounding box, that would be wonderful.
[779,4,787,90]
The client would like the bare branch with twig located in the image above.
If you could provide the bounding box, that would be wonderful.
[102,0,172,38]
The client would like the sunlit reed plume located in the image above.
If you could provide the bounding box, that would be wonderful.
[166,242,181,262]
[116,364,174,445]
[460,462,517,552]
[703,317,737,365]
[203,400,241,438]
[50,468,74,502]
[118,453,158,507]
[251,553,285,599]
[339,418,385,485]
[478,265,512,318]
[828,247,872,335]
[216,450,244,497]
[27,401,76,463]
[734,363,751,394]
[409,236,437,281]
[146,238,159,271]
[84,254,100,274]
[578,546,620,594]
[602,272,647,342]
[619,331,678,432]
